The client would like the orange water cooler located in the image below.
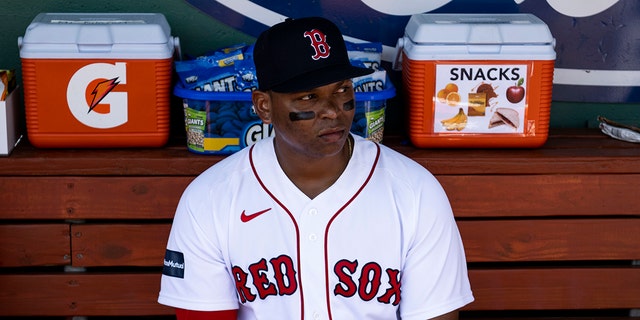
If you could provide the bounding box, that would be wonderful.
[19,13,179,148]
[397,14,556,148]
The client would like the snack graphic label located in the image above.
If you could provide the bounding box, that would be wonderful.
[434,64,528,134]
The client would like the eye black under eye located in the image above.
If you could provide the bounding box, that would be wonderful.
[289,111,316,121]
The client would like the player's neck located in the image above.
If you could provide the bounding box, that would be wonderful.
[274,136,353,199]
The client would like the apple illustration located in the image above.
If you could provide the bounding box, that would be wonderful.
[506,78,525,103]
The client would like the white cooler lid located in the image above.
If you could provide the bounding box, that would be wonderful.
[405,13,554,45]
[400,13,556,61]
[19,13,176,59]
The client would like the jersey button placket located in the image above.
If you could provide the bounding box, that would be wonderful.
[299,206,328,319]
[306,208,320,243]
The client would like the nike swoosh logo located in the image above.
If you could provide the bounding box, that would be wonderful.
[240,208,272,223]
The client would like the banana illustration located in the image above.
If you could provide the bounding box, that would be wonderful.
[440,108,468,131]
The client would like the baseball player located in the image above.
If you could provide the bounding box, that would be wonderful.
[158,17,473,320]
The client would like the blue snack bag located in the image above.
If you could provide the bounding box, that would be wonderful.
[346,41,383,70]
[234,44,258,92]
[176,44,249,91]
[196,45,245,67]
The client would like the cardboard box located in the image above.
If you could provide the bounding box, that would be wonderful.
[399,13,556,148]
[18,13,178,148]
[0,88,22,155]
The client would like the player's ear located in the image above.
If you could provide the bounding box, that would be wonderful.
[252,90,272,124]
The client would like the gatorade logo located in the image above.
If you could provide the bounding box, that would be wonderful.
[67,62,128,128]
[303,29,330,60]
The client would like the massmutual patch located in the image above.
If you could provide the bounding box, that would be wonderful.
[163,249,185,278]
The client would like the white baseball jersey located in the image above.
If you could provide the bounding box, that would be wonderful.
[158,135,473,319]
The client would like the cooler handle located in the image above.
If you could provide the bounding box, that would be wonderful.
[172,36,183,61]
[392,37,404,71]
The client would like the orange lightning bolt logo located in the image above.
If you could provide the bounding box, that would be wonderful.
[88,78,120,113]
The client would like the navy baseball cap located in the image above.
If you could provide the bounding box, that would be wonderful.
[254,17,374,93]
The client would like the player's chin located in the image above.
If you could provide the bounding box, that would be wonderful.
[317,127,348,145]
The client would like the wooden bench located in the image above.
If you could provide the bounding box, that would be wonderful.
[1,128,639,319]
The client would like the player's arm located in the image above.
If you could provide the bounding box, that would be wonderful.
[428,310,458,320]
[176,308,238,320]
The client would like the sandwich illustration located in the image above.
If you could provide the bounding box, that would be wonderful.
[489,108,520,129]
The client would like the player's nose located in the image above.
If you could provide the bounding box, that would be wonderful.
[316,98,341,119]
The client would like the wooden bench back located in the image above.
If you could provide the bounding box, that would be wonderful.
[1,130,639,317]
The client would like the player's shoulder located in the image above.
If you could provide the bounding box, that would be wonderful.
[187,138,276,190]
[355,136,438,185]
[360,137,430,172]
[185,144,255,193]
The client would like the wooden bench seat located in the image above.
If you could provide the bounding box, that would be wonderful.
[1,129,639,318]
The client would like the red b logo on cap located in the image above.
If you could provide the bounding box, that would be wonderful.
[304,29,331,60]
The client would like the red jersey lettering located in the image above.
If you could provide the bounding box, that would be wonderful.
[270,255,298,296]
[249,258,278,299]
[232,265,256,303]
[333,259,402,305]
[378,268,401,305]
[333,259,358,297]
[358,262,382,301]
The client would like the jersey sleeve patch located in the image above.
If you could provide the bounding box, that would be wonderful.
[163,249,185,279]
